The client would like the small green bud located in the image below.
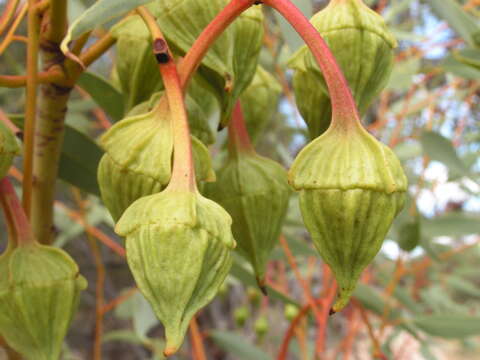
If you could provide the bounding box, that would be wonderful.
[233,306,250,327]
[284,304,300,321]
[254,316,269,339]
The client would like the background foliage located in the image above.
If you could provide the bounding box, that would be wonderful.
[0,0,479,359]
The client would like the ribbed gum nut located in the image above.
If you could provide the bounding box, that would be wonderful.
[97,106,215,222]
[97,108,173,222]
[205,152,290,288]
[0,121,19,178]
[128,86,217,146]
[115,191,235,356]
[288,121,407,312]
[155,1,264,127]
[240,66,282,143]
[0,243,87,360]
[110,11,163,112]
[288,0,397,138]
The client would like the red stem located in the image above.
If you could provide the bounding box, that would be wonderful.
[228,101,255,155]
[315,264,337,353]
[162,63,197,192]
[263,0,360,125]
[0,177,34,246]
[178,0,255,89]
[137,7,197,193]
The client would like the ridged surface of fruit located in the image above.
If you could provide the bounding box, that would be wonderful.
[205,152,290,285]
[156,1,264,126]
[0,243,87,360]
[289,121,407,311]
[0,121,19,178]
[289,0,397,138]
[240,66,282,143]
[127,84,217,146]
[111,10,162,112]
[97,104,215,222]
[115,190,235,355]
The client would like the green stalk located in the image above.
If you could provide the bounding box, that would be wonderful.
[30,0,72,244]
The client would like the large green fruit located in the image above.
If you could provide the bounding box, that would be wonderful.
[0,243,86,360]
[289,118,407,312]
[97,99,215,222]
[205,150,290,288]
[115,190,235,355]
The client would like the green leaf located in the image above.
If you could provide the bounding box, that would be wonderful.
[422,213,480,238]
[420,131,469,176]
[210,331,272,360]
[77,72,125,122]
[426,0,480,48]
[58,127,104,195]
[447,276,480,299]
[274,0,312,52]
[413,315,480,339]
[453,48,480,70]
[387,58,420,90]
[354,284,418,337]
[353,283,386,316]
[132,292,159,339]
[443,55,480,79]
[61,0,153,55]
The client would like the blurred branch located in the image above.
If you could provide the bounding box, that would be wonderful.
[355,301,386,359]
[22,0,40,216]
[189,317,207,360]
[71,188,106,360]
[0,0,20,36]
[0,2,27,55]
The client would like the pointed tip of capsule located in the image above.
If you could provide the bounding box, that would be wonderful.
[163,347,178,357]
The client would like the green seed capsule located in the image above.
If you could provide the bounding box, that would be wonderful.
[205,151,290,289]
[289,0,397,138]
[97,101,215,222]
[240,66,282,143]
[289,119,407,312]
[155,1,264,128]
[115,190,235,355]
[0,243,86,360]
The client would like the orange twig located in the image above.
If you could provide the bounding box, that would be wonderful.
[71,188,105,360]
[279,235,325,356]
[101,287,138,314]
[189,317,207,360]
[0,2,27,55]
[56,202,126,258]
[277,301,316,360]
[355,301,386,359]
